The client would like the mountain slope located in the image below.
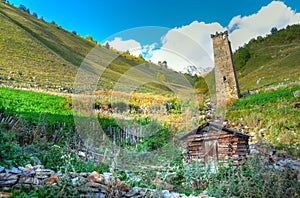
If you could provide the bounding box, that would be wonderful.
[233,24,300,92]
[0,2,196,94]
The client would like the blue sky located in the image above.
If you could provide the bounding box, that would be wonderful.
[8,0,300,42]
[8,0,300,71]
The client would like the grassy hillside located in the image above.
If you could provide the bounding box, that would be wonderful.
[233,24,300,92]
[226,85,300,155]
[0,2,199,94]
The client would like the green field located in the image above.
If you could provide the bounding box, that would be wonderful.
[0,87,73,124]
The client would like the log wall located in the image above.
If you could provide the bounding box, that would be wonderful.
[185,129,249,166]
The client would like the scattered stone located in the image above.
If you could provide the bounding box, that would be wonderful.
[0,192,12,198]
[68,172,77,178]
[79,172,89,177]
[33,165,44,170]
[8,167,22,174]
[87,171,106,184]
[293,90,300,98]
[19,176,34,184]
[46,175,60,184]
[24,164,33,171]
[0,174,18,187]
[118,180,129,192]
[295,102,300,108]
[35,169,54,179]
[125,189,139,197]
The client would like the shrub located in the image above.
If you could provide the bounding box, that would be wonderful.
[208,156,300,197]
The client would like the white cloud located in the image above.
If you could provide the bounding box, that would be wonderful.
[142,43,157,60]
[229,1,300,50]
[106,1,300,72]
[150,1,300,71]
[150,21,225,71]
[106,37,142,57]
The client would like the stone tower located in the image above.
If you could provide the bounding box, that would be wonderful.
[211,31,240,107]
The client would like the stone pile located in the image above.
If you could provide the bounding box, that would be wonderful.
[0,165,213,198]
[249,143,300,180]
[199,100,250,134]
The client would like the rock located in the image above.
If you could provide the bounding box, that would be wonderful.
[0,167,5,173]
[118,180,129,192]
[87,171,106,185]
[0,192,12,198]
[33,177,40,185]
[46,176,60,184]
[8,167,22,174]
[119,191,127,197]
[36,169,54,176]
[78,151,86,158]
[169,192,180,198]
[293,90,300,98]
[295,102,300,108]
[71,177,78,185]
[79,182,108,194]
[23,164,33,171]
[0,174,19,187]
[22,170,36,176]
[131,195,142,198]
[0,173,6,179]
[79,186,100,193]
[79,172,89,177]
[68,172,77,178]
[35,169,54,179]
[19,176,34,184]
[125,189,139,197]
[33,165,44,170]
[161,190,170,197]
[291,161,300,167]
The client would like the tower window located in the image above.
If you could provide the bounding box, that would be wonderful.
[223,76,227,82]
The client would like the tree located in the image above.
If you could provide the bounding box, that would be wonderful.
[270,27,278,34]
[233,47,251,70]
[19,4,26,11]
[105,42,110,49]
[162,61,168,68]
[138,54,144,60]
[85,35,93,42]
[32,12,38,19]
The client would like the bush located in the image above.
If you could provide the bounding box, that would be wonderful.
[208,156,300,197]
[0,130,30,168]
[36,144,109,173]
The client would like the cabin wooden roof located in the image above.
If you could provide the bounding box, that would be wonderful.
[179,122,251,140]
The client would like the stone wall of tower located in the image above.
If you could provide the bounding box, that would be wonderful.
[211,31,240,107]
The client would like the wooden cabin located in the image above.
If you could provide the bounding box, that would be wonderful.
[180,122,251,166]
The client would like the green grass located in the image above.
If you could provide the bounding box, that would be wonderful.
[226,85,300,155]
[0,87,73,124]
